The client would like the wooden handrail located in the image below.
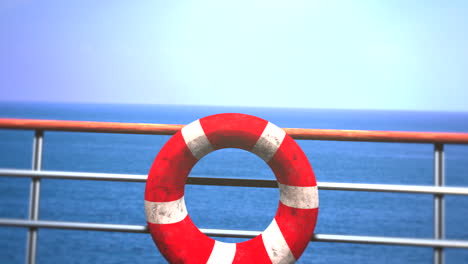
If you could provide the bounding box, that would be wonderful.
[1,118,468,144]
[0,118,183,135]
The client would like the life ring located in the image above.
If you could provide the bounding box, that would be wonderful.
[145,113,318,263]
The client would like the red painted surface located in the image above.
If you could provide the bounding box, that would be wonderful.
[275,204,319,259]
[233,236,272,263]
[145,132,197,202]
[148,217,215,263]
[200,113,267,150]
[268,135,317,187]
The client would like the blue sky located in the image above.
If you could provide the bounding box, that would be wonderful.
[0,0,467,111]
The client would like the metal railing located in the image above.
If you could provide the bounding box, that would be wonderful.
[1,118,468,264]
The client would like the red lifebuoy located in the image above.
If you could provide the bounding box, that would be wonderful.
[145,113,318,263]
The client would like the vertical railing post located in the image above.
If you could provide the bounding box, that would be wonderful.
[26,130,43,264]
[434,143,445,264]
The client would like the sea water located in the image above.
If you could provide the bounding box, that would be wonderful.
[1,102,468,263]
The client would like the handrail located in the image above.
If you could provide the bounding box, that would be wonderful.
[2,219,468,249]
[0,118,183,135]
[2,169,468,196]
[1,117,468,264]
[1,118,468,143]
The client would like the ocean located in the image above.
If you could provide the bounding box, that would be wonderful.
[1,102,468,263]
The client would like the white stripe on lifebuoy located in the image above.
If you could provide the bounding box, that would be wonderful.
[262,219,295,264]
[145,197,187,224]
[251,122,286,162]
[279,184,319,209]
[181,119,214,160]
[206,240,236,264]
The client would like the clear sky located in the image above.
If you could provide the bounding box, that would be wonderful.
[0,0,467,111]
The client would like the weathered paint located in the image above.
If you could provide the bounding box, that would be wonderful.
[251,122,286,162]
[145,113,319,263]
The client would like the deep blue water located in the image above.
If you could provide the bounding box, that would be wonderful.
[1,102,468,264]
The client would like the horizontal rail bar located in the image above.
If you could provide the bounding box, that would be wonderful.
[1,118,468,143]
[1,218,468,249]
[0,169,148,182]
[317,182,468,196]
[1,169,468,196]
[0,218,148,233]
[285,128,468,144]
[311,234,468,249]
[0,118,183,135]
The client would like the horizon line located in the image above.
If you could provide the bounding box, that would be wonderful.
[0,99,467,114]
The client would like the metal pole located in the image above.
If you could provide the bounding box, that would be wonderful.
[434,143,445,264]
[26,130,43,264]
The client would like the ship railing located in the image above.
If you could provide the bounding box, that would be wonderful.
[1,118,468,264]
